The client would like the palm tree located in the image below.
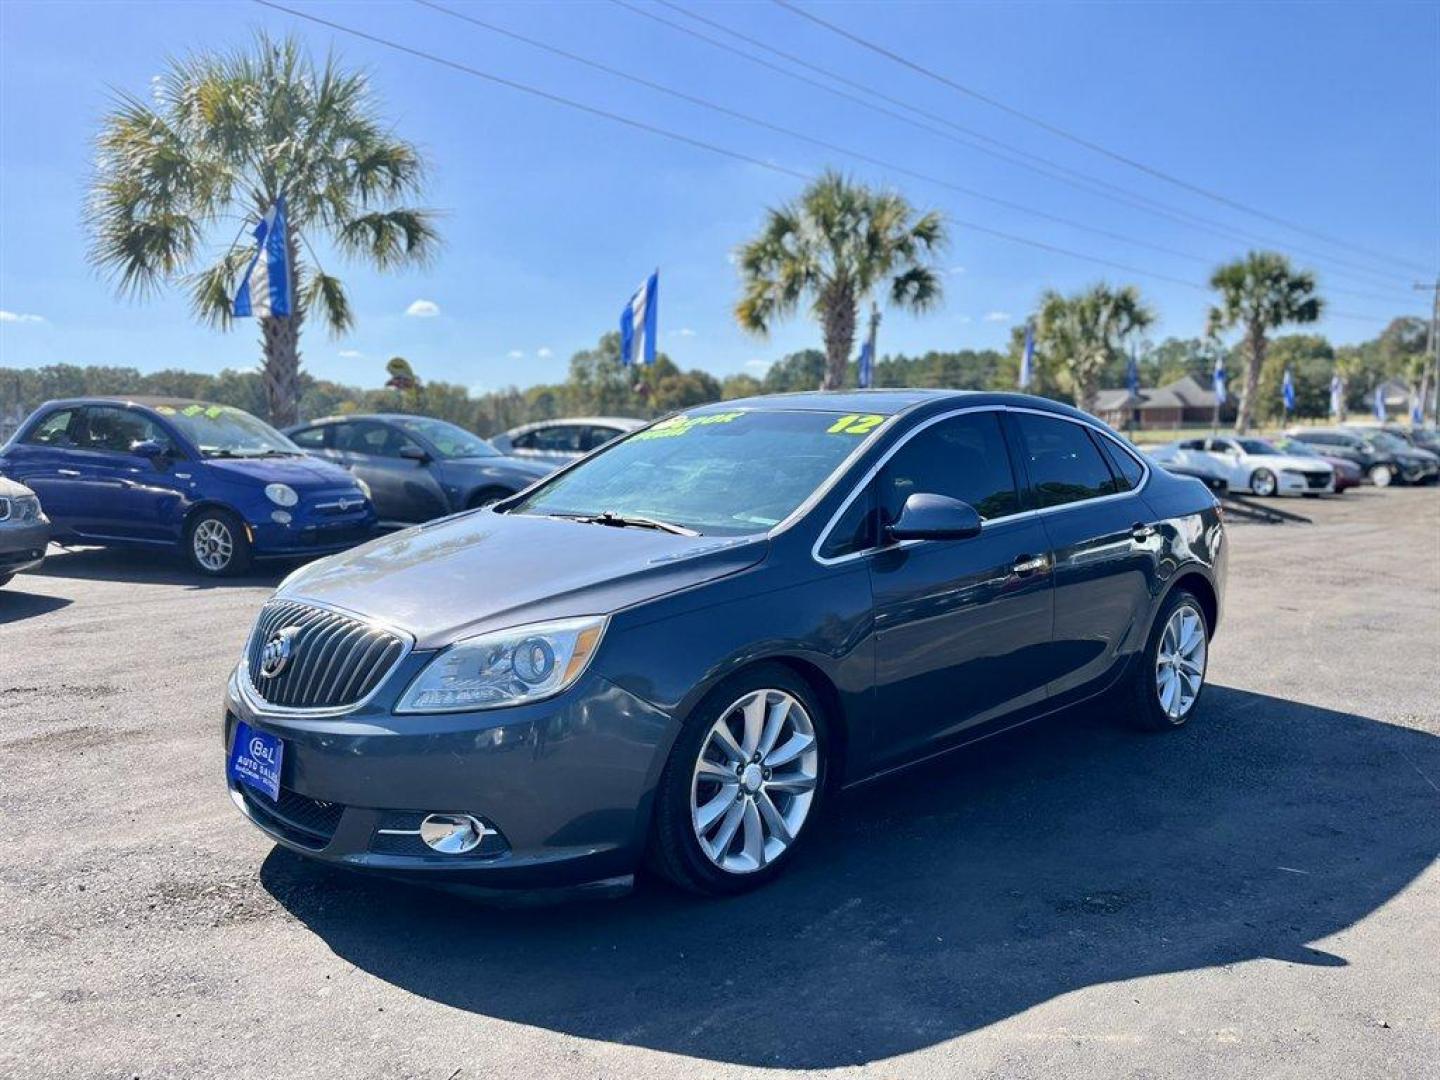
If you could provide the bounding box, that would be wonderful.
[734,171,946,390]
[1034,283,1154,415]
[1207,252,1323,435]
[86,34,437,426]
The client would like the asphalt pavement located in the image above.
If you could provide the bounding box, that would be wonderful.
[1,487,1437,1079]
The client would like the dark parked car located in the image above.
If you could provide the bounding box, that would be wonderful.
[286,414,554,526]
[226,391,1225,897]
[492,416,645,464]
[0,476,49,587]
[1285,427,1436,486]
[0,398,375,576]
[1273,437,1362,492]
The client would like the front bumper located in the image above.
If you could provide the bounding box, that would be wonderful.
[245,511,378,559]
[1278,471,1333,496]
[223,661,675,889]
[1398,461,1440,484]
[0,517,50,577]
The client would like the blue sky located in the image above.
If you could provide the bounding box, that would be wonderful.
[1,1,1435,394]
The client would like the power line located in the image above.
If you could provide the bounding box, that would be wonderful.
[772,0,1433,278]
[250,0,1392,329]
[632,0,1413,293]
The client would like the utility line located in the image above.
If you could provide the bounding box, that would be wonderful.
[634,0,1411,294]
[251,0,1388,326]
[772,0,1433,278]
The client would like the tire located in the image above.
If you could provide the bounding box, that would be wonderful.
[1369,464,1394,487]
[647,662,830,896]
[184,508,251,577]
[467,487,514,511]
[1249,468,1278,497]
[1127,588,1210,732]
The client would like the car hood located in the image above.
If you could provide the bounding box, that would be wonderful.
[0,475,35,498]
[204,454,358,491]
[277,510,767,648]
[1252,453,1331,472]
[446,455,553,478]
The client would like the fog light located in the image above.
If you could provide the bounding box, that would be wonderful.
[271,510,292,524]
[419,813,491,854]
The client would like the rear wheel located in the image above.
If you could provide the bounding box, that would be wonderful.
[1128,589,1210,731]
[185,508,251,577]
[647,663,829,895]
[1369,464,1394,487]
[1250,468,1278,497]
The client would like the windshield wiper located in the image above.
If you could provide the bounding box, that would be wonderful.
[571,510,699,537]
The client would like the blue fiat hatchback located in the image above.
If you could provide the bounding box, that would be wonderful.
[0,397,375,576]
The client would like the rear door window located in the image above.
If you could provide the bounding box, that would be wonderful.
[1096,435,1145,491]
[1012,413,1119,509]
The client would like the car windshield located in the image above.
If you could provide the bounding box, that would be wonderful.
[1237,439,1280,455]
[156,403,300,458]
[510,408,886,536]
[392,416,499,458]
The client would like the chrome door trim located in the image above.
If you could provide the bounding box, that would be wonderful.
[810,404,1152,568]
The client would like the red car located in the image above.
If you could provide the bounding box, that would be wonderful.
[1275,438,1361,492]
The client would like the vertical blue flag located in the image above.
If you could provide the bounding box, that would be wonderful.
[857,339,874,389]
[1126,346,1140,396]
[1282,368,1296,414]
[1374,384,1386,421]
[1412,392,1424,425]
[619,271,658,366]
[1330,373,1344,418]
[1018,321,1035,390]
[1213,353,1227,405]
[233,196,292,318]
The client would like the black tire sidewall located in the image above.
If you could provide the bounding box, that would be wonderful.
[649,663,830,896]
[1132,589,1210,731]
[185,508,251,577]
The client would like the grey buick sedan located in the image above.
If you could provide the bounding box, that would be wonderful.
[225,390,1226,897]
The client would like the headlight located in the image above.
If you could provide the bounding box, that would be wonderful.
[395,616,607,713]
[354,477,372,500]
[265,483,299,507]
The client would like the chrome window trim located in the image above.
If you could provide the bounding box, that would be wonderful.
[810,405,1150,568]
[0,497,9,522]
[235,596,416,718]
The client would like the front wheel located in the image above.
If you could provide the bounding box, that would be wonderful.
[647,663,829,895]
[1128,589,1210,731]
[1369,464,1394,487]
[1250,468,1278,497]
[185,508,251,577]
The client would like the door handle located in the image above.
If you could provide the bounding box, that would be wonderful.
[57,468,81,477]
[1011,554,1049,576]
[1131,522,1157,540]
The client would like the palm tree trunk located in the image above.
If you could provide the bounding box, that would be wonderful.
[1234,326,1266,434]
[820,284,857,391]
[261,311,303,427]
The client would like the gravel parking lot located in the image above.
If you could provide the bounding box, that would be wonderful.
[2,488,1437,1080]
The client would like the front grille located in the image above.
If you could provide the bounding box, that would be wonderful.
[1303,471,1331,489]
[244,600,408,711]
[239,784,344,850]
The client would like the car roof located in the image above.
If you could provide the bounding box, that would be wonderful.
[687,388,1096,422]
[36,395,228,412]
[502,416,646,434]
[289,413,480,428]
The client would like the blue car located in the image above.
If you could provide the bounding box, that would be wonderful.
[0,397,376,576]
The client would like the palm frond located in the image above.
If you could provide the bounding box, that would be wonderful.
[336,208,440,269]
[184,246,254,329]
[301,270,354,336]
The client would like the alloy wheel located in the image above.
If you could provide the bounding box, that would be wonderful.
[193,518,234,572]
[1370,464,1393,487]
[1155,604,1207,721]
[1252,469,1277,497]
[690,688,819,874]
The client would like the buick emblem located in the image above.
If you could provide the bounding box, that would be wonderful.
[259,626,300,679]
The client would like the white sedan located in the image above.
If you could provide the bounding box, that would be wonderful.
[1150,436,1334,497]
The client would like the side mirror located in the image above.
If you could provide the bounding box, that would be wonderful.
[399,445,431,464]
[887,493,983,542]
[131,439,167,460]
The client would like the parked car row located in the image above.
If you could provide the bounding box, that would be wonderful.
[1148,426,1440,498]
[0,397,650,582]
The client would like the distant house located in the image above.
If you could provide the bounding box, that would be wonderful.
[1094,375,1234,430]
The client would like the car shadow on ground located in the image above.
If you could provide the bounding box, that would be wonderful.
[30,545,290,589]
[0,587,72,623]
[260,686,1440,1069]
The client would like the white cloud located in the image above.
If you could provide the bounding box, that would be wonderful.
[405,299,440,318]
[507,349,525,360]
[536,346,553,359]
[0,310,44,324]
[674,327,697,338]
[983,311,1012,323]
[338,349,363,359]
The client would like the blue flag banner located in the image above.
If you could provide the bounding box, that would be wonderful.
[1282,368,1296,413]
[620,271,658,366]
[1126,348,1140,396]
[233,196,293,319]
[1018,322,1035,390]
[1413,394,1425,425]
[1213,354,1227,406]
[1374,384,1386,421]
[858,339,874,389]
[1330,373,1343,418]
